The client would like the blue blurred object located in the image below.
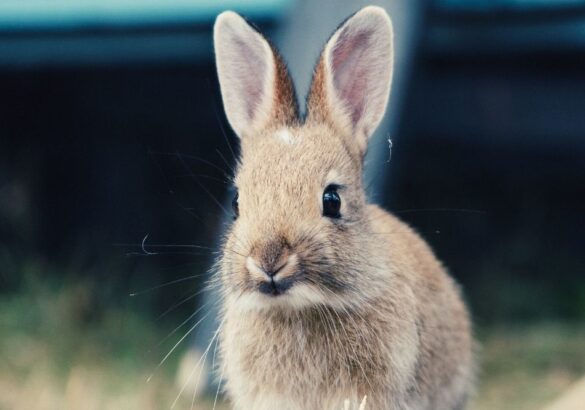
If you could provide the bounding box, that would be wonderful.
[437,0,585,11]
[0,0,292,30]
[0,0,291,67]
[432,0,585,54]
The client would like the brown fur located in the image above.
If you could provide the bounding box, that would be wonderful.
[271,49,300,128]
[213,7,475,410]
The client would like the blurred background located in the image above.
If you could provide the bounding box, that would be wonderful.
[1,0,584,409]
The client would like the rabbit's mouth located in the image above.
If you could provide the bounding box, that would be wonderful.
[257,277,294,296]
[234,273,335,311]
[235,253,337,310]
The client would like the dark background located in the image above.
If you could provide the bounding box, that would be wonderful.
[2,1,584,325]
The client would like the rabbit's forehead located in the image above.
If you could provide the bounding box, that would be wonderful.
[237,126,356,189]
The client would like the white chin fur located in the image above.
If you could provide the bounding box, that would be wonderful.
[233,283,330,312]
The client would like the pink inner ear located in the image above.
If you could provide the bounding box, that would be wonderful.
[232,37,269,122]
[330,29,373,125]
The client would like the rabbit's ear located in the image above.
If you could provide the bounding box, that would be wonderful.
[214,11,298,138]
[307,6,393,153]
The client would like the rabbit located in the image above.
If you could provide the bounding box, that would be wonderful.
[212,6,475,410]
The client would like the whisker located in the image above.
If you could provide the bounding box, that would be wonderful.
[155,302,211,348]
[215,148,236,177]
[125,251,210,258]
[206,77,238,162]
[177,172,230,185]
[152,150,230,177]
[147,311,211,383]
[156,288,208,321]
[190,338,215,410]
[148,148,216,226]
[171,316,226,409]
[142,234,158,255]
[212,362,226,410]
[394,207,487,215]
[117,235,216,258]
[129,274,208,297]
[175,152,230,216]
[115,242,216,251]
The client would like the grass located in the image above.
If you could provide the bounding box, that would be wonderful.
[474,324,585,410]
[1,275,584,410]
[0,273,225,410]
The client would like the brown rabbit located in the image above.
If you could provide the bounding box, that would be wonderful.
[213,6,474,410]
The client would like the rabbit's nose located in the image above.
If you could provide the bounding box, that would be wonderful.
[250,238,290,276]
[264,250,290,277]
[246,255,288,279]
[250,250,289,278]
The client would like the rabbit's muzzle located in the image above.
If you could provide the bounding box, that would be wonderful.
[245,238,300,296]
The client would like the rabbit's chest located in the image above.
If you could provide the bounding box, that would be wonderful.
[224,319,335,383]
[220,313,368,403]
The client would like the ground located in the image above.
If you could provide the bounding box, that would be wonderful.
[1,278,584,410]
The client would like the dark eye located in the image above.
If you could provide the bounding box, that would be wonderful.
[322,185,341,218]
[232,191,239,219]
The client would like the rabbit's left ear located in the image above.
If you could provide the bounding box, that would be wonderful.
[307,6,394,154]
[214,11,298,138]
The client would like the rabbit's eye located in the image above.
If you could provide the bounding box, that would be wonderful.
[322,185,341,218]
[232,191,239,219]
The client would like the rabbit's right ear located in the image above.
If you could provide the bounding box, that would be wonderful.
[307,6,394,155]
[214,11,298,138]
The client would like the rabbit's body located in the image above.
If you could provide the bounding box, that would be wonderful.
[212,6,474,409]
[220,206,473,410]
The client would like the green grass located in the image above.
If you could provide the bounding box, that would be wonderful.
[1,274,584,410]
[0,273,223,410]
[474,324,585,410]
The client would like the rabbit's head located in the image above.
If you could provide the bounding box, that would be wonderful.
[214,6,394,311]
